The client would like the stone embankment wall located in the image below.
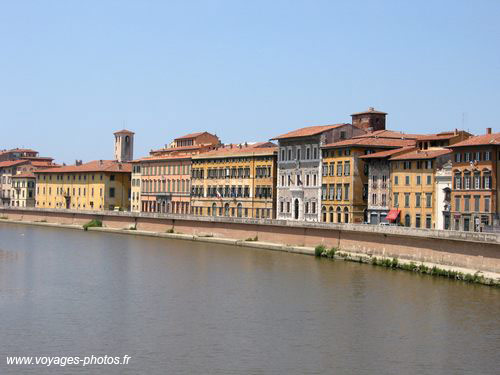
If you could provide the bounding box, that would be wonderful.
[1,207,499,274]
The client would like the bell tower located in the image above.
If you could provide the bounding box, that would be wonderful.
[351,107,387,133]
[114,129,134,162]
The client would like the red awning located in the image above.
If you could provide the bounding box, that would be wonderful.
[386,210,400,222]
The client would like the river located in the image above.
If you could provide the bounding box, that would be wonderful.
[0,222,498,374]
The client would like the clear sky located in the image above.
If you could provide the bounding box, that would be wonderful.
[0,0,499,163]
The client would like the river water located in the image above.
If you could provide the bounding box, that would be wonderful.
[0,222,498,374]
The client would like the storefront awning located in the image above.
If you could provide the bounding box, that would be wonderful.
[386,210,400,222]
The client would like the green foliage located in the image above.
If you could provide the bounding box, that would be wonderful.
[166,228,175,233]
[245,235,258,242]
[314,245,326,257]
[83,219,102,231]
[0,216,8,220]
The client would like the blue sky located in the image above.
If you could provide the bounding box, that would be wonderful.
[0,0,499,163]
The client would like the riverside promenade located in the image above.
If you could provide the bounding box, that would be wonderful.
[1,207,499,282]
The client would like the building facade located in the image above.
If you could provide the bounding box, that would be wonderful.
[448,130,500,232]
[131,131,220,214]
[434,161,452,230]
[389,149,452,229]
[35,160,132,211]
[360,147,415,224]
[190,142,277,219]
[136,155,192,214]
[10,173,36,207]
[272,123,366,221]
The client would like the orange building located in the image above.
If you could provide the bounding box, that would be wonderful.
[132,131,220,214]
[448,129,500,231]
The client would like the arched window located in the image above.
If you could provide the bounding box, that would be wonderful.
[344,207,349,223]
[237,203,243,218]
[329,207,334,222]
[224,203,230,216]
[322,206,327,222]
[212,203,217,216]
[336,207,342,223]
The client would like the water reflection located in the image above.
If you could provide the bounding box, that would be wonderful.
[0,223,498,375]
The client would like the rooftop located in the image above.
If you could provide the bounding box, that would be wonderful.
[359,147,416,159]
[193,142,277,159]
[174,132,206,140]
[322,137,415,149]
[351,107,387,116]
[389,149,451,161]
[353,129,423,140]
[35,160,132,173]
[448,132,500,148]
[12,172,36,179]
[271,124,349,140]
[113,129,135,135]
[0,160,30,168]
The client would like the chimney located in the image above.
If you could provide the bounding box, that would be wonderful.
[486,127,492,134]
[99,160,103,166]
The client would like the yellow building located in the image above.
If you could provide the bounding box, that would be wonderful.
[389,149,452,228]
[11,172,36,207]
[190,142,277,218]
[35,160,132,211]
[321,136,415,223]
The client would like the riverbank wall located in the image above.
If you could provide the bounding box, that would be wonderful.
[1,207,499,277]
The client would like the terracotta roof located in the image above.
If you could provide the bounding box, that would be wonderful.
[0,160,30,168]
[34,160,132,173]
[132,154,192,163]
[150,144,206,154]
[353,129,423,140]
[322,137,415,149]
[114,129,135,135]
[174,132,206,140]
[30,161,59,168]
[193,142,277,159]
[351,107,387,116]
[0,148,38,155]
[359,146,416,159]
[20,156,54,161]
[447,132,500,148]
[12,172,35,178]
[389,149,451,161]
[416,130,471,141]
[271,124,349,140]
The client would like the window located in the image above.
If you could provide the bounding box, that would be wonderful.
[337,162,343,176]
[426,215,432,229]
[109,188,115,198]
[405,176,410,185]
[110,174,115,181]
[464,174,471,189]
[455,153,461,163]
[485,196,490,212]
[372,193,377,205]
[426,175,432,185]
[474,196,480,212]
[455,196,461,211]
[415,214,421,228]
[336,185,342,200]
[394,176,399,185]
[393,193,399,206]
[415,193,421,208]
[425,193,432,208]
[454,174,462,189]
[344,162,350,176]
[416,175,421,185]
[464,196,470,211]
[404,193,410,208]
[344,184,349,200]
[485,151,491,161]
[381,193,387,206]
